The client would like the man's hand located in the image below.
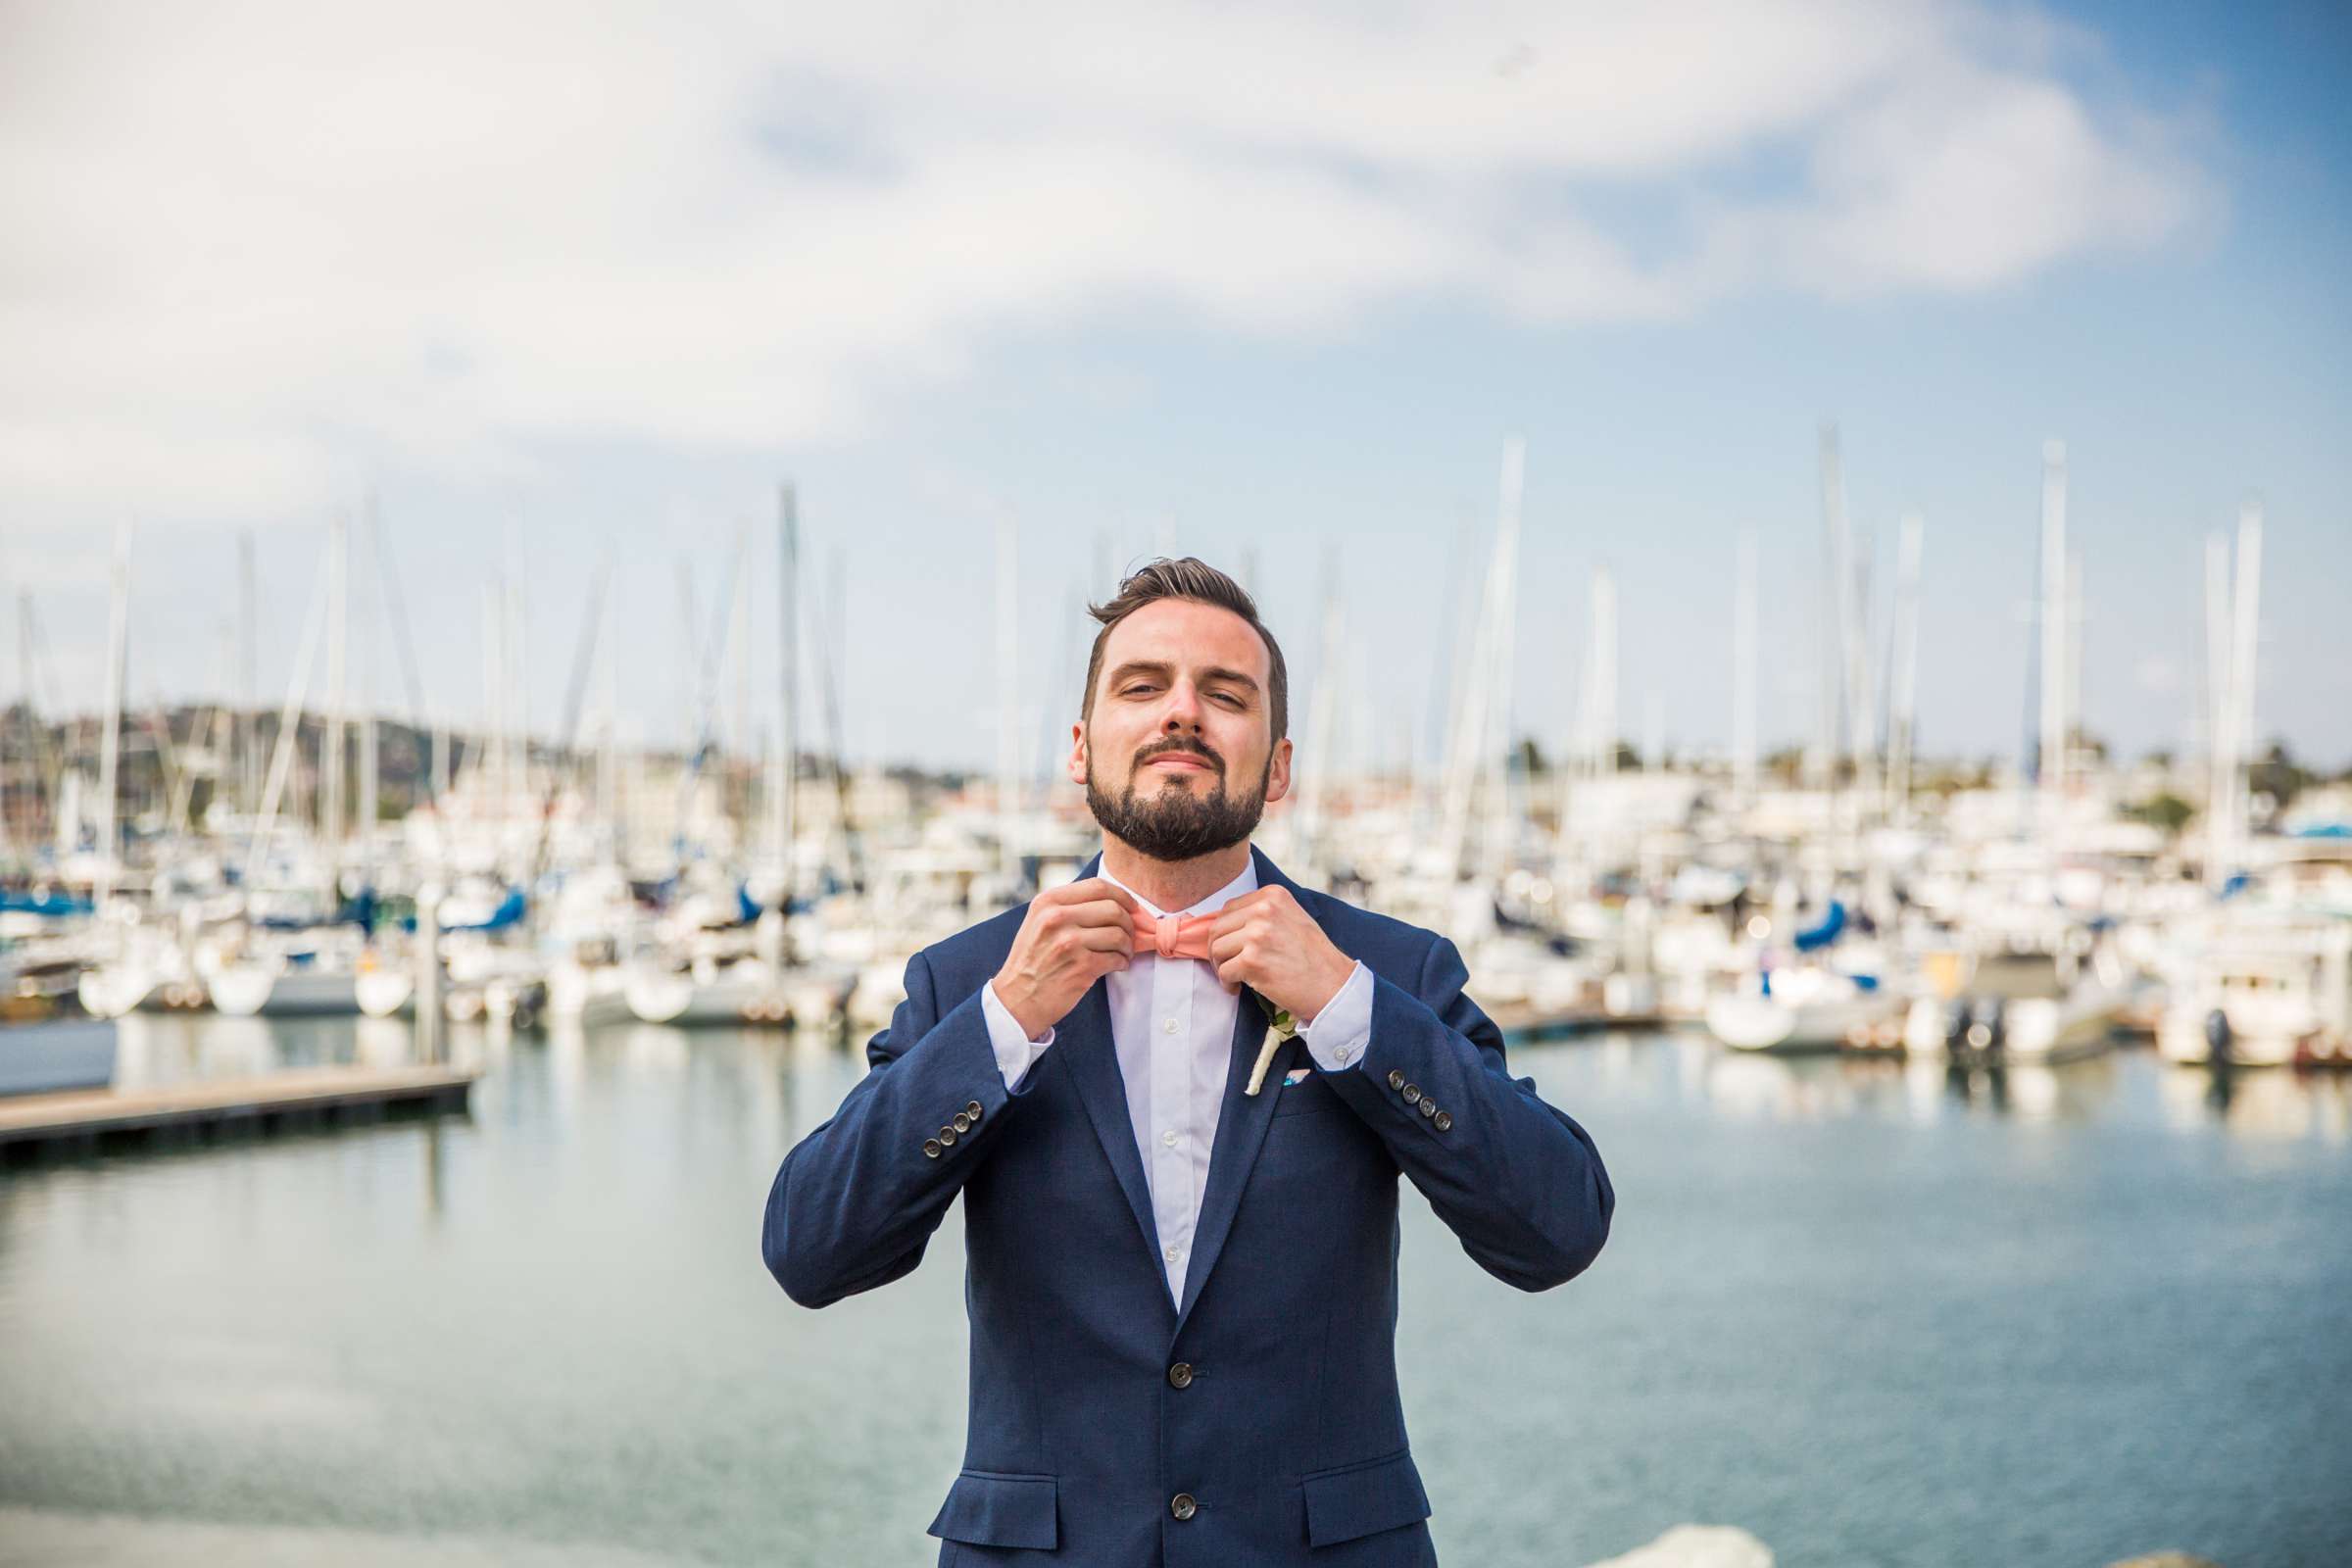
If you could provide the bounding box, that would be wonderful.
[1206,886,1355,1024]
[991,878,1141,1040]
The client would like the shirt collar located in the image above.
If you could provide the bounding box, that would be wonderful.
[1100,858,1257,921]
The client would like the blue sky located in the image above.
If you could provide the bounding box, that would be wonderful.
[6,1,2348,774]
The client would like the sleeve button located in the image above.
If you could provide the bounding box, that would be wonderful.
[1433,1110,1453,1132]
[966,1101,985,1121]
[1387,1069,1406,1092]
[1401,1084,1421,1104]
[922,1139,942,1158]
[938,1125,957,1147]
[952,1112,972,1134]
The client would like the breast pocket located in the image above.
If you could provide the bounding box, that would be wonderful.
[1270,1072,1344,1118]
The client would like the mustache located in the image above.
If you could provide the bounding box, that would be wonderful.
[1135,738,1224,773]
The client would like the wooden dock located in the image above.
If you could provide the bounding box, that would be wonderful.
[0,1064,479,1154]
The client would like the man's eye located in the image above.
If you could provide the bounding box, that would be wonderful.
[1214,693,1243,707]
[1123,684,1157,696]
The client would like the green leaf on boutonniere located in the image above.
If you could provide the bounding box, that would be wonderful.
[1244,991,1298,1097]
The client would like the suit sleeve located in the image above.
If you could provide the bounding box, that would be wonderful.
[760,950,1040,1308]
[1324,935,1614,1292]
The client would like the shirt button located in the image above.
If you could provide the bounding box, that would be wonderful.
[1164,1245,1182,1264]
[1336,1046,1354,1064]
[1164,1018,1178,1034]
[1170,1493,1198,1521]
[1161,1129,1179,1148]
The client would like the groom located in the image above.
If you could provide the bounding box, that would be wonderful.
[762,558,1612,1566]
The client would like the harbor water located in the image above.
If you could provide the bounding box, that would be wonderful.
[3,1017,2348,1566]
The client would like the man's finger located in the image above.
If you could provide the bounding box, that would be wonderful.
[1076,925,1132,954]
[1063,897,1137,930]
[1216,954,1250,991]
[1207,901,1261,937]
[1207,929,1247,961]
[1078,879,1143,915]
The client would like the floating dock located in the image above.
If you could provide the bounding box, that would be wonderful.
[0,1064,478,1155]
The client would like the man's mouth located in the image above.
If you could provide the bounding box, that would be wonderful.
[1146,753,1216,773]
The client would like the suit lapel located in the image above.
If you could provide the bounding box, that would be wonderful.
[1051,977,1163,1270]
[1175,845,1320,1327]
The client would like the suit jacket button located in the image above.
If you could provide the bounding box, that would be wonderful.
[1170,1494,1197,1521]
[938,1125,957,1147]
[1387,1069,1406,1092]
[1419,1099,1439,1119]
[1401,1084,1421,1104]
[1168,1362,1194,1389]
[1433,1110,1453,1132]
[922,1139,942,1158]
[965,1101,985,1121]
[952,1112,972,1134]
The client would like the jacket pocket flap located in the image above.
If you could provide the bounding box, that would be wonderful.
[1301,1449,1431,1547]
[927,1470,1058,1549]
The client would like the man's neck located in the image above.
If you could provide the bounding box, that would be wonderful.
[1098,839,1253,914]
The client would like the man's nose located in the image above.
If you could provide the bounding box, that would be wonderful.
[1160,681,1203,732]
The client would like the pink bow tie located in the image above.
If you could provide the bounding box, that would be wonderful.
[1148,911,1218,962]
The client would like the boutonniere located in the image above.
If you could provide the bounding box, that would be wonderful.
[1244,991,1298,1097]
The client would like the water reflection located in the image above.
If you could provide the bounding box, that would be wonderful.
[2156,1060,2352,1143]
[61,1016,2352,1157]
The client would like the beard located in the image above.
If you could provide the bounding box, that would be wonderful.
[1086,737,1269,862]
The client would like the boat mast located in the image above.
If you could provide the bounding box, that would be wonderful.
[2224,501,2264,880]
[1734,527,1757,808]
[95,522,130,906]
[2037,441,2068,814]
[772,484,799,896]
[324,511,347,894]
[1886,513,1925,824]
[1478,438,1524,887]
[239,529,259,813]
[996,514,1019,883]
[358,507,379,888]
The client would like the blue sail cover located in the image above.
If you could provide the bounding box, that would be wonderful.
[0,890,93,917]
[445,889,528,933]
[1791,900,1847,953]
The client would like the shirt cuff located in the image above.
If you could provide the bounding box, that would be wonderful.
[980,980,1054,1090]
[1296,960,1372,1073]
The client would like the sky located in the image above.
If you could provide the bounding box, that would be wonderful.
[4,0,2349,777]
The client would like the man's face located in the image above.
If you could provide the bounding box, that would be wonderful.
[1070,598,1292,862]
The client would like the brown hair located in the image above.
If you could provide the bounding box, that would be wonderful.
[1081,557,1289,741]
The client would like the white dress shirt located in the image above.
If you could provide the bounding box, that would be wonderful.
[981,860,1374,1303]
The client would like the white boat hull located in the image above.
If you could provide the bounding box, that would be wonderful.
[1707,993,1899,1053]
[208,965,362,1018]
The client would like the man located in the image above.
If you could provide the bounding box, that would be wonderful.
[762,558,1612,1566]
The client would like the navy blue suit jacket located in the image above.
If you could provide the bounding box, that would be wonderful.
[762,847,1613,1565]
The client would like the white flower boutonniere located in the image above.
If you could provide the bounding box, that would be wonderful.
[1244,992,1298,1097]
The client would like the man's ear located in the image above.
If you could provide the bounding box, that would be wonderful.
[1264,736,1294,806]
[1065,722,1088,787]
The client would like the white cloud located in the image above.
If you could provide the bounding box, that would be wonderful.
[1,0,2208,528]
